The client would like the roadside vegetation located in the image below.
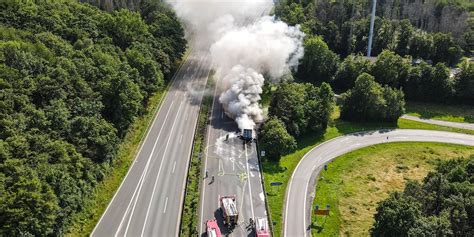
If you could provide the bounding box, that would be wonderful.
[0,0,186,235]
[373,155,474,236]
[180,74,214,236]
[259,2,474,234]
[406,102,474,123]
[66,81,170,236]
[311,143,474,236]
[261,108,474,236]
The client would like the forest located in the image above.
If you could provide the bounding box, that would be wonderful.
[275,0,473,103]
[0,0,185,235]
[260,0,473,160]
[276,0,472,58]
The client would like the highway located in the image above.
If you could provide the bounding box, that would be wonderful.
[91,46,211,236]
[283,129,474,237]
[198,3,272,236]
[198,79,268,236]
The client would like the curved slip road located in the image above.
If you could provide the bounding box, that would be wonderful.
[283,129,474,237]
[402,115,474,131]
[91,47,211,237]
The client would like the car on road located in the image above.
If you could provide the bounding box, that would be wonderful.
[206,219,221,237]
[220,195,239,227]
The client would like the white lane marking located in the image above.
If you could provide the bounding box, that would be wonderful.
[175,53,213,236]
[140,100,184,237]
[116,100,175,237]
[218,159,222,174]
[245,145,255,220]
[172,161,176,174]
[180,134,183,144]
[95,46,193,237]
[163,197,169,213]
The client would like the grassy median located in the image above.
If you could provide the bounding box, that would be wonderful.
[311,142,474,236]
[262,107,474,237]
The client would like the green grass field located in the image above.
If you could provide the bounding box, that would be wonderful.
[262,107,474,237]
[406,102,474,123]
[311,143,474,236]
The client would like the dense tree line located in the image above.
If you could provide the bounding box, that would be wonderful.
[275,0,468,65]
[0,0,185,235]
[372,156,474,236]
[260,82,334,160]
[272,1,473,130]
[81,0,143,11]
[340,73,405,122]
[335,51,474,105]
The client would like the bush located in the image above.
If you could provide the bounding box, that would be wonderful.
[259,118,297,161]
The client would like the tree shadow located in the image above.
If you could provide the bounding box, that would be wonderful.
[334,119,397,135]
[310,216,329,233]
[406,102,474,123]
[261,159,287,175]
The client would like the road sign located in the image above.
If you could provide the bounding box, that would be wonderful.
[314,209,330,216]
[261,150,265,157]
[314,204,330,216]
[270,182,283,186]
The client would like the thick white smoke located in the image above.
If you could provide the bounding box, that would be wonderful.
[167,0,305,129]
[212,16,304,129]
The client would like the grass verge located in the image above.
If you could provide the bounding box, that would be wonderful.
[262,107,474,237]
[311,142,474,236]
[406,101,474,123]
[180,73,214,236]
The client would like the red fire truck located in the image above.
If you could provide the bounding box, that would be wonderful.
[206,219,221,237]
[219,195,239,227]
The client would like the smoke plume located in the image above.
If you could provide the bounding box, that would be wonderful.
[167,0,305,129]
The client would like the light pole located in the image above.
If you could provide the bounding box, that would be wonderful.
[367,0,377,57]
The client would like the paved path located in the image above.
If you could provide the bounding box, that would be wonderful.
[92,47,211,237]
[401,115,474,130]
[284,129,474,237]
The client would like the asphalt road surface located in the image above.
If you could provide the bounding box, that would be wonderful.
[402,115,474,130]
[198,83,268,236]
[198,3,271,236]
[91,47,211,237]
[284,129,474,237]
